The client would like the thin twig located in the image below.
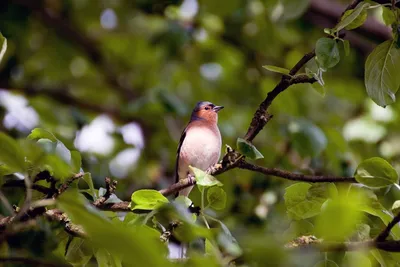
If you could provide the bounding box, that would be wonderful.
[309,0,392,43]
[341,0,363,16]
[93,177,117,206]
[55,173,84,197]
[13,175,32,222]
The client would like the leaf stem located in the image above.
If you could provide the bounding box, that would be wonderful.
[200,188,210,229]
[143,210,157,225]
[202,215,210,229]
[393,183,400,191]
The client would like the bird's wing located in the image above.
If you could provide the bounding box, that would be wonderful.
[175,125,188,185]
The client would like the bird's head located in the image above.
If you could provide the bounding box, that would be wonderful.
[190,101,224,123]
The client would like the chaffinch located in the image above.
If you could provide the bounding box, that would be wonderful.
[175,101,224,197]
[169,101,223,259]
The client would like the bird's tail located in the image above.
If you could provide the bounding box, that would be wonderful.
[169,184,193,259]
[168,241,187,259]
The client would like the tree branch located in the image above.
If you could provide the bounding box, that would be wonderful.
[1,1,389,256]
[287,235,400,253]
[44,209,85,237]
[375,211,400,242]
[244,51,316,142]
[238,161,356,183]
[2,180,52,195]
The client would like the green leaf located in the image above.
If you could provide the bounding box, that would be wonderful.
[185,255,221,267]
[311,82,326,97]
[95,248,122,267]
[174,220,213,242]
[314,260,339,267]
[0,132,26,173]
[82,173,96,200]
[315,38,340,69]
[218,231,242,257]
[315,192,364,241]
[340,8,368,30]
[28,129,75,177]
[262,65,290,75]
[205,238,216,255]
[370,250,388,267]
[324,28,333,35]
[124,213,144,226]
[236,138,264,160]
[214,219,242,257]
[28,128,58,142]
[355,157,398,188]
[284,220,314,240]
[64,238,92,266]
[365,39,400,107]
[131,189,169,210]
[175,195,192,207]
[0,32,7,64]
[70,150,82,173]
[55,141,72,164]
[190,166,223,187]
[334,2,370,31]
[284,183,335,220]
[57,190,170,266]
[288,118,327,157]
[0,164,14,179]
[382,6,397,26]
[360,189,400,239]
[343,39,350,56]
[343,251,372,267]
[207,187,227,210]
[305,59,325,86]
[169,197,198,224]
[36,139,57,154]
[21,139,45,167]
[392,200,400,213]
[353,223,371,241]
[41,154,73,180]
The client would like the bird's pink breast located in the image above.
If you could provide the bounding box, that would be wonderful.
[178,126,221,196]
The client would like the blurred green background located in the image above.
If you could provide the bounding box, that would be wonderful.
[1,0,399,265]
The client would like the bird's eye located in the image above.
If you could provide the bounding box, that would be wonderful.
[204,106,210,110]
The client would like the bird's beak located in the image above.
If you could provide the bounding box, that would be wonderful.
[213,105,224,112]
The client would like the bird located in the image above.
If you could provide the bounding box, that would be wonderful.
[168,101,223,259]
[175,101,224,197]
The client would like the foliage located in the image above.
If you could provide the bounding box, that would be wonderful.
[1,0,400,266]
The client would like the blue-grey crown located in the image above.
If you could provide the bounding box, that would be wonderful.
[193,101,214,111]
